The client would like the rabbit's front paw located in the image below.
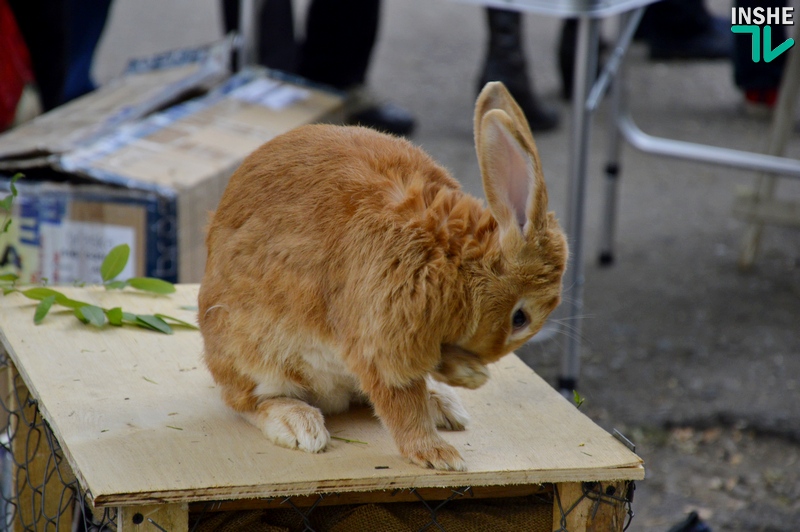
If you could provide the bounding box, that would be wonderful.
[434,346,489,390]
[427,378,469,431]
[444,362,489,390]
[402,438,466,471]
[248,398,330,453]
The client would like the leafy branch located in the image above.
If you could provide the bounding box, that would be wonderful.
[0,242,195,334]
[99,243,176,295]
[1,173,22,234]
[2,174,193,333]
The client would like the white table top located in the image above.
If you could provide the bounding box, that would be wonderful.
[450,0,660,17]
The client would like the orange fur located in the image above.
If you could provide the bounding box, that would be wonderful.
[198,82,568,471]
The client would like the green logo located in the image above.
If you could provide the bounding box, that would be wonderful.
[732,25,795,62]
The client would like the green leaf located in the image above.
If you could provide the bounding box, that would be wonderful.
[122,311,138,324]
[0,273,19,282]
[33,295,56,325]
[79,305,106,327]
[330,436,368,445]
[572,390,585,409]
[106,307,123,326]
[73,307,89,324]
[127,277,176,295]
[2,219,11,233]
[9,173,22,196]
[135,314,173,334]
[104,280,128,290]
[100,244,130,282]
[155,313,199,330]
[0,196,12,213]
[21,287,91,310]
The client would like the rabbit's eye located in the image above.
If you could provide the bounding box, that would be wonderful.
[512,309,529,330]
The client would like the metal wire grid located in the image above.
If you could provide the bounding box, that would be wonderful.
[1,350,634,531]
[186,487,556,532]
[0,351,117,531]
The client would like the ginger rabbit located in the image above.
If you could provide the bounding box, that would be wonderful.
[198,82,568,471]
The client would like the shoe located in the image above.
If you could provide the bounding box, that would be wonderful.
[346,103,416,137]
[478,8,560,132]
[743,88,778,118]
[344,87,416,137]
[648,16,732,60]
[667,511,712,532]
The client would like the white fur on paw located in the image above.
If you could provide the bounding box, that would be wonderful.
[249,403,330,453]
[427,378,470,431]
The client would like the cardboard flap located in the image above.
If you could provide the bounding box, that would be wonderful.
[0,39,232,165]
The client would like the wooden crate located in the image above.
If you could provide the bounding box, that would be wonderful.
[0,286,643,531]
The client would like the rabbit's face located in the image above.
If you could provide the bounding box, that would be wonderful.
[459,211,568,364]
[459,81,571,368]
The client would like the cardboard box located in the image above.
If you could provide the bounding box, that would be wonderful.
[0,39,232,166]
[0,66,343,284]
[1,180,160,284]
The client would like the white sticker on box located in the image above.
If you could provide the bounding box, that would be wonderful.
[230,78,310,110]
[40,221,136,285]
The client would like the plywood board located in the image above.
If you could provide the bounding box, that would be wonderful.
[0,285,643,508]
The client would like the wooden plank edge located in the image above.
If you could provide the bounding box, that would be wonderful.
[91,464,645,508]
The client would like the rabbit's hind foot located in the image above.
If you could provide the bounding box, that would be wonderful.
[245,397,330,453]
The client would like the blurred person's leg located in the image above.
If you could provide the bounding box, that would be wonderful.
[299,0,415,136]
[8,0,67,111]
[637,0,732,60]
[732,0,787,113]
[478,8,559,132]
[222,0,297,72]
[62,0,112,103]
[298,0,378,89]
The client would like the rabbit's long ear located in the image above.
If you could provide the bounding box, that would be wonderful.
[477,107,548,240]
[474,82,536,155]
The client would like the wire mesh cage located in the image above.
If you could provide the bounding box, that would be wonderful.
[0,349,117,531]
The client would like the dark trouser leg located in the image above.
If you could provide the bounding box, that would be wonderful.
[640,0,731,60]
[62,0,112,103]
[222,0,297,72]
[479,8,559,132]
[297,0,379,89]
[8,0,67,111]
[732,0,787,92]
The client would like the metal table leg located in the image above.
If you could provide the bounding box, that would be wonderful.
[238,0,256,70]
[558,9,644,393]
[597,14,633,268]
[559,15,601,395]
